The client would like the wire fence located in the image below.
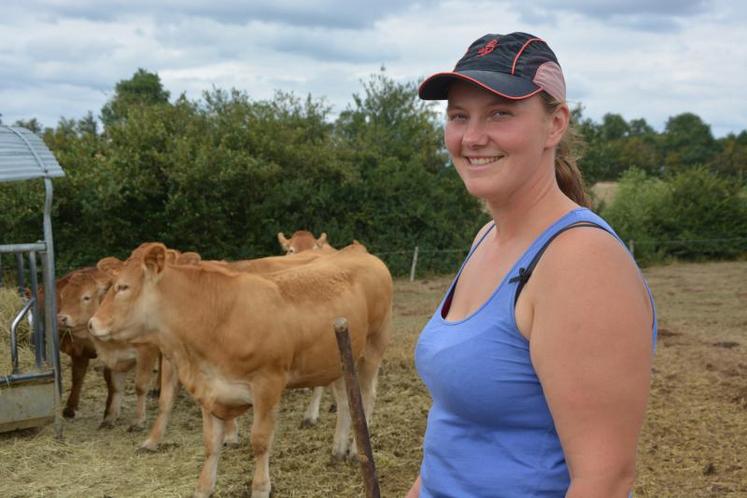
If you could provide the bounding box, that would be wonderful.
[3,236,747,285]
[372,236,747,281]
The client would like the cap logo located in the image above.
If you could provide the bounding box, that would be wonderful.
[477,39,498,57]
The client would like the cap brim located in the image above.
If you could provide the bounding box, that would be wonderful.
[418,70,542,101]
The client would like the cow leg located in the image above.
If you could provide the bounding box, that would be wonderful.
[194,406,225,498]
[63,353,90,418]
[139,357,180,452]
[249,377,284,498]
[330,378,353,460]
[129,347,159,432]
[223,417,240,448]
[358,312,392,426]
[348,313,391,454]
[100,368,126,429]
[300,386,324,428]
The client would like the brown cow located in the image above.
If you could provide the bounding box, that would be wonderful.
[92,251,241,451]
[89,242,393,498]
[277,230,341,426]
[35,267,103,419]
[277,230,335,255]
[57,264,159,431]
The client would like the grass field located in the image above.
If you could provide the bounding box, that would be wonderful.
[1,260,746,497]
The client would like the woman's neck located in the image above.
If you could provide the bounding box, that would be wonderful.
[485,170,579,245]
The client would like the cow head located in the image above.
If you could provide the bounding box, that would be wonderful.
[277,230,330,254]
[88,243,167,342]
[57,266,116,338]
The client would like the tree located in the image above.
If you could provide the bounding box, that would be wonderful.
[101,68,171,128]
[661,112,719,172]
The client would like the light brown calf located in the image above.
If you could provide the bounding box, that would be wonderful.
[37,268,103,419]
[277,230,336,255]
[57,265,160,431]
[278,229,341,426]
[89,242,393,498]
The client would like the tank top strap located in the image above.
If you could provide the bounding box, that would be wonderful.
[505,208,657,346]
[509,220,612,305]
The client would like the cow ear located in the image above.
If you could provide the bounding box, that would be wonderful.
[277,232,290,251]
[164,249,180,265]
[143,244,167,276]
[316,232,328,248]
[97,257,123,277]
[177,251,201,265]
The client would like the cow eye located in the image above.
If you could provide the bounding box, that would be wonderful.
[83,295,91,302]
[116,284,130,292]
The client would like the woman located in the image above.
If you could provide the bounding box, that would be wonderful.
[407,32,656,498]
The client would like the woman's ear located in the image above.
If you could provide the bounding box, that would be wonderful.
[545,103,570,149]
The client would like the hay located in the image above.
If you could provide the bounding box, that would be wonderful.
[0,263,746,497]
[0,286,37,374]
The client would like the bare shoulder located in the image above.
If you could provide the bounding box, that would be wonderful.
[526,225,653,341]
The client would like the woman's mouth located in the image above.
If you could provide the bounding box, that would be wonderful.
[466,155,504,166]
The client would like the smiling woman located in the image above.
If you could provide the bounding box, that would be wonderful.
[407,32,657,498]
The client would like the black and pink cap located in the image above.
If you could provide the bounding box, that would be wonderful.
[418,32,566,103]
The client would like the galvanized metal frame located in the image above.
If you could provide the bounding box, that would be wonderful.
[0,125,63,437]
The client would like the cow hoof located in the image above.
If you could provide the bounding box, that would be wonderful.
[148,388,161,399]
[251,488,271,498]
[299,418,317,429]
[127,422,145,433]
[223,439,240,449]
[136,444,158,454]
[192,491,212,498]
[62,407,76,419]
[98,420,115,430]
[328,403,337,413]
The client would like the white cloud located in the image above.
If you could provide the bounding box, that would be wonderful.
[0,0,745,137]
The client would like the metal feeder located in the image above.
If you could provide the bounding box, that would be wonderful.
[0,125,64,437]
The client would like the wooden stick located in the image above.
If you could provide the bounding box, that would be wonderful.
[333,317,381,498]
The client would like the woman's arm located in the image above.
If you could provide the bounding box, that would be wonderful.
[404,475,421,498]
[525,228,653,497]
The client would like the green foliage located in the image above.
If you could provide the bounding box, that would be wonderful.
[100,68,170,128]
[603,168,747,263]
[0,69,485,276]
[5,68,746,275]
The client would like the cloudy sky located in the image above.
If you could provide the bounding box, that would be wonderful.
[2,0,745,137]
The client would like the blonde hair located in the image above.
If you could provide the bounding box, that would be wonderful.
[540,92,590,207]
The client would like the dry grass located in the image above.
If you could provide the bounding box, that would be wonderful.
[0,287,36,373]
[591,181,619,209]
[0,262,746,497]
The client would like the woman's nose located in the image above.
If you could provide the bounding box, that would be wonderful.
[461,121,489,148]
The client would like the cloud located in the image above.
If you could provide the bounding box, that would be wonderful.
[516,0,712,31]
[10,0,437,29]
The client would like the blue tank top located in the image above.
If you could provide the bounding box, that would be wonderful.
[414,208,657,498]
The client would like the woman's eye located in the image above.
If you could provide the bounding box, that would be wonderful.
[489,110,510,119]
[447,113,467,122]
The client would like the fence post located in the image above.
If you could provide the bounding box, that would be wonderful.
[409,246,419,282]
[628,239,635,257]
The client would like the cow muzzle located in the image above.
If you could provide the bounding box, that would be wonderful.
[87,317,112,341]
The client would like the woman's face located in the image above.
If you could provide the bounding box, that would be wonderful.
[444,81,562,204]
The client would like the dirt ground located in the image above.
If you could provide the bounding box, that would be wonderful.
[1,260,746,497]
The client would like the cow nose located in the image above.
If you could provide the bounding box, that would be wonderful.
[87,318,94,332]
[58,314,68,325]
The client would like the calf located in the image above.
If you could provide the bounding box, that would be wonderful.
[89,242,392,498]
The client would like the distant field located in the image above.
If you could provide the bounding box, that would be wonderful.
[591,181,619,207]
[1,261,746,497]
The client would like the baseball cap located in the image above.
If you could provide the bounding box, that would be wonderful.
[418,32,566,103]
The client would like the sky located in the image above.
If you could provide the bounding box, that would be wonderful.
[1,0,745,137]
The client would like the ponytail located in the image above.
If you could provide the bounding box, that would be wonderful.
[540,93,590,208]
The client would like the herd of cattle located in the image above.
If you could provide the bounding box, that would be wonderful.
[39,230,394,498]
